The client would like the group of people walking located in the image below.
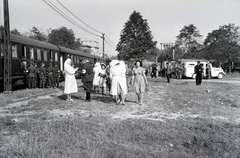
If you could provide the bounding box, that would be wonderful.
[63,58,149,105]
[25,61,60,89]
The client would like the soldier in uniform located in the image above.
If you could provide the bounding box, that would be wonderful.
[175,63,183,80]
[194,61,203,85]
[81,60,94,101]
[38,62,47,88]
[151,65,157,78]
[207,62,212,79]
[53,63,61,88]
[165,62,171,83]
[34,63,38,88]
[47,63,54,88]
[27,61,37,89]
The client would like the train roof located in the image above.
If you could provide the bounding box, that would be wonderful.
[9,34,60,51]
[58,46,97,59]
[0,32,103,60]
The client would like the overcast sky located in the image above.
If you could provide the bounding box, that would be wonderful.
[1,0,240,56]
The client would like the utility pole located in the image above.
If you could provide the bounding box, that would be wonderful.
[3,0,12,93]
[101,33,105,59]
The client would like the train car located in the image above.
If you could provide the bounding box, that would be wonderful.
[0,33,104,91]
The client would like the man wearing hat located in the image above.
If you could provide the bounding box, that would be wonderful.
[81,59,94,101]
[47,63,54,88]
[38,62,47,88]
[194,61,203,85]
[27,61,37,89]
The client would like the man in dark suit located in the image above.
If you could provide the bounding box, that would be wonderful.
[194,61,203,85]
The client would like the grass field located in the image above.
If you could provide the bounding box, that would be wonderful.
[0,74,240,158]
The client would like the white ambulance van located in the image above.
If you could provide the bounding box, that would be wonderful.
[179,59,225,79]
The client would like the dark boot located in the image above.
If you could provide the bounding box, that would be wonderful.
[88,92,91,101]
[86,92,88,100]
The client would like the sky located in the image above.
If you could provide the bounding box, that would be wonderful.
[0,0,240,57]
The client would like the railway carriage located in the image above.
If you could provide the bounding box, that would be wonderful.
[0,33,104,91]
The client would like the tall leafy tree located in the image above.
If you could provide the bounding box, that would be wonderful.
[203,24,240,72]
[48,26,79,49]
[116,11,157,61]
[175,24,203,58]
[11,28,22,36]
[28,26,47,41]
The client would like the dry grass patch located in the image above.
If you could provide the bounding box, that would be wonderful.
[0,77,240,157]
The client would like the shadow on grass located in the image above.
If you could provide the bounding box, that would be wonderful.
[93,94,136,104]
[56,94,84,101]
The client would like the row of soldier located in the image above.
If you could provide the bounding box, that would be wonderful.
[25,61,61,89]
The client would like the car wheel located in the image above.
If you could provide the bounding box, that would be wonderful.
[218,73,223,79]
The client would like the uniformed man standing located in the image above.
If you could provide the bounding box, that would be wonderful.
[53,63,60,88]
[175,64,183,80]
[165,62,171,83]
[34,63,38,88]
[81,60,94,101]
[207,62,212,79]
[27,61,37,89]
[47,63,54,88]
[194,61,203,85]
[38,62,47,88]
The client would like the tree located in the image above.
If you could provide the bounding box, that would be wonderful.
[116,11,157,61]
[48,26,80,49]
[11,28,22,36]
[203,24,240,72]
[28,26,47,41]
[175,24,203,58]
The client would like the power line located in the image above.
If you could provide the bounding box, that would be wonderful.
[42,0,117,53]
[42,0,101,37]
[105,38,116,48]
[105,40,116,50]
[56,0,117,50]
[56,0,103,34]
[105,34,116,46]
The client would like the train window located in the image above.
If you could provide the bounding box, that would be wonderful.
[43,50,47,61]
[74,56,76,63]
[0,43,3,57]
[55,52,58,62]
[22,45,27,58]
[37,48,41,60]
[12,44,18,58]
[50,50,54,61]
[30,47,34,59]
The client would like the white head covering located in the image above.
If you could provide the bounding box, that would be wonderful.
[64,58,76,75]
[94,62,101,68]
[110,60,120,67]
[93,62,101,74]
[64,58,72,70]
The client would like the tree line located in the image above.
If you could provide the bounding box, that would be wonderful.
[0,26,83,51]
[116,11,240,69]
[1,10,240,66]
